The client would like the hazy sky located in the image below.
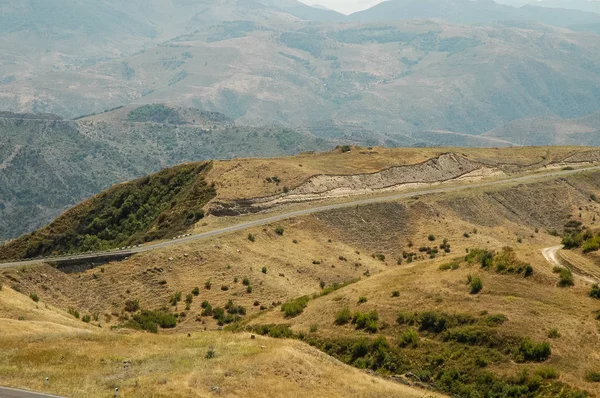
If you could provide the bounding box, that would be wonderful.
[299,0,386,14]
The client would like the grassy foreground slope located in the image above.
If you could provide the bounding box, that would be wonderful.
[0,162,215,260]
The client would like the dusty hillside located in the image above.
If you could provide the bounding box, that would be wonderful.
[2,162,600,396]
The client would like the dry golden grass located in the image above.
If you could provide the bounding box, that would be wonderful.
[206,146,599,200]
[0,304,443,398]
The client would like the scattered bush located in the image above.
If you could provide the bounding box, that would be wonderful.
[281,296,310,318]
[557,268,574,287]
[262,267,267,274]
[428,235,436,241]
[357,296,367,304]
[547,328,561,339]
[469,276,483,294]
[29,292,39,302]
[439,261,460,271]
[68,307,80,319]
[204,280,212,290]
[192,287,200,296]
[399,328,419,348]
[82,315,91,323]
[246,285,253,293]
[352,310,379,333]
[124,299,140,312]
[586,371,600,382]
[517,338,551,362]
[242,277,250,286]
[126,310,177,333]
[535,366,558,380]
[275,227,284,236]
[185,293,193,305]
[335,306,352,325]
[169,291,182,306]
[248,233,255,242]
[251,324,294,338]
[205,347,216,359]
[524,265,534,277]
[220,285,229,291]
[396,312,418,326]
[225,300,246,315]
[392,290,400,297]
[375,254,385,262]
[590,284,600,299]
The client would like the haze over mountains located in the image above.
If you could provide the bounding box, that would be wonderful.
[2,0,600,239]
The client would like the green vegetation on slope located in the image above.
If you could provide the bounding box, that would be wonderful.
[0,162,215,260]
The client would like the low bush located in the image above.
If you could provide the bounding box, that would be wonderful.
[586,371,600,382]
[439,261,460,271]
[248,233,255,242]
[251,324,294,338]
[242,277,250,286]
[469,275,483,294]
[358,296,367,304]
[547,328,561,339]
[30,292,39,302]
[536,366,559,380]
[124,299,140,312]
[275,227,284,236]
[517,338,551,362]
[282,296,310,318]
[392,290,400,297]
[399,328,419,348]
[127,310,177,333]
[590,284,600,299]
[352,310,379,333]
[557,268,574,287]
[169,291,182,306]
[68,307,80,319]
[335,306,352,325]
[262,267,267,274]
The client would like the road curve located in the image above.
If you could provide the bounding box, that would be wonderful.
[0,387,65,398]
[2,164,600,270]
[541,245,564,269]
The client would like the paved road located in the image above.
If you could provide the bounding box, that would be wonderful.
[2,164,600,270]
[0,387,65,398]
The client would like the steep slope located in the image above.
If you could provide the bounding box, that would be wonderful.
[0,106,329,240]
[0,162,216,260]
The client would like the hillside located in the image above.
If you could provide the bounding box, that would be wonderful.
[2,148,600,396]
[3,2,600,145]
[483,111,600,146]
[0,105,329,241]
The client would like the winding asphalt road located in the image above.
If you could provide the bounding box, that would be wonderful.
[2,164,600,270]
[0,387,64,398]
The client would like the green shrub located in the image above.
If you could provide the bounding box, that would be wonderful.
[185,293,193,305]
[82,315,91,323]
[399,328,419,348]
[124,299,140,312]
[557,268,574,287]
[392,290,400,297]
[357,296,367,304]
[524,265,534,277]
[29,292,39,302]
[192,287,200,296]
[536,366,559,380]
[281,296,310,318]
[243,277,250,286]
[547,328,561,339]
[352,311,379,333]
[428,235,436,241]
[590,284,600,299]
[68,307,80,319]
[169,291,182,306]
[126,310,177,332]
[309,324,318,333]
[335,306,352,325]
[248,233,255,242]
[204,280,212,289]
[375,254,385,261]
[586,371,600,382]
[396,312,418,326]
[205,347,216,359]
[275,227,284,236]
[439,261,460,271]
[251,324,294,338]
[246,285,253,293]
[469,275,483,294]
[262,267,267,274]
[517,338,551,362]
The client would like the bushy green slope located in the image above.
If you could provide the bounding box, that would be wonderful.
[0,162,215,260]
[0,107,330,241]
